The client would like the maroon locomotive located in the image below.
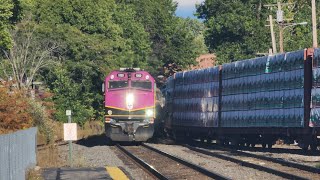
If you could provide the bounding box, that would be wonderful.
[104,68,156,142]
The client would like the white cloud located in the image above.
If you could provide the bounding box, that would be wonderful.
[175,0,204,7]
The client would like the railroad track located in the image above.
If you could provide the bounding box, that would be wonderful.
[185,143,320,180]
[116,143,230,180]
[211,144,320,174]
[37,140,68,150]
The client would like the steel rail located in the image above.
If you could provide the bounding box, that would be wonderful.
[185,144,309,180]
[37,140,68,150]
[213,145,320,174]
[116,144,169,180]
[142,143,231,180]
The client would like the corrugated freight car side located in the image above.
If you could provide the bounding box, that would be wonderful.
[173,68,220,127]
[215,48,319,149]
[310,48,320,127]
[163,48,320,150]
[167,67,220,139]
[163,76,175,130]
[220,50,305,128]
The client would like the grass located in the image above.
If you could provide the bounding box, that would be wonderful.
[78,121,104,139]
[26,169,43,180]
[37,144,64,167]
[37,120,104,146]
[37,120,104,168]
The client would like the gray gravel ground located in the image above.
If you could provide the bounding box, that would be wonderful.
[55,141,319,180]
[146,143,285,180]
[57,143,151,180]
[240,144,320,167]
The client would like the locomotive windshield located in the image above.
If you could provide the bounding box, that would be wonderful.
[131,81,152,90]
[109,81,128,89]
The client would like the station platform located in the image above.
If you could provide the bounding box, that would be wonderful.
[42,166,129,180]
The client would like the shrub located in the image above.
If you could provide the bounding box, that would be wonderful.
[0,83,33,133]
[28,100,55,144]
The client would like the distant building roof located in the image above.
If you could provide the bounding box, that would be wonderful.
[190,54,216,70]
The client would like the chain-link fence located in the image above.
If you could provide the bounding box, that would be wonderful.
[0,127,37,180]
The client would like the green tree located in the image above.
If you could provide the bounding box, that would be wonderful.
[127,0,207,73]
[1,0,209,125]
[49,64,95,126]
[197,0,271,63]
[112,3,151,68]
[279,0,315,51]
[33,0,153,123]
[1,20,58,89]
[197,0,319,64]
[0,0,13,49]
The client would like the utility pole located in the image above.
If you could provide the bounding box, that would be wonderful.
[269,15,277,54]
[265,1,307,53]
[278,2,285,53]
[312,0,318,48]
[272,1,306,53]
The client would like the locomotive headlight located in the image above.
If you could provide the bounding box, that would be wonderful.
[126,93,134,107]
[107,110,112,115]
[146,109,154,117]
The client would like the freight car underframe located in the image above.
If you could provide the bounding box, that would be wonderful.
[169,125,320,150]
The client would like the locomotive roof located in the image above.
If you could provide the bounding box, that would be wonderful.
[119,68,141,72]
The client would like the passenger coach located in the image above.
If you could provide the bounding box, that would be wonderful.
[104,68,156,142]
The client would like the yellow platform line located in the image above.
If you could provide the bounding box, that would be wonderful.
[106,166,129,180]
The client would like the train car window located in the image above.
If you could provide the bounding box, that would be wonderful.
[109,81,128,89]
[132,81,152,89]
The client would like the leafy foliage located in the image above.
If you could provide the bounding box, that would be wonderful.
[196,0,317,64]
[0,0,208,126]
[43,63,97,126]
[29,98,54,143]
[196,0,271,63]
[1,20,59,89]
[0,82,32,133]
[128,0,207,72]
[0,0,14,49]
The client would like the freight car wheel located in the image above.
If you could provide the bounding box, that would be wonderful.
[245,142,250,147]
[239,142,245,147]
[135,141,142,146]
[267,143,273,149]
[250,143,256,148]
[106,137,114,146]
[262,143,266,149]
[310,144,317,151]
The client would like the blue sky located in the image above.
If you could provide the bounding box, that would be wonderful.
[175,0,204,19]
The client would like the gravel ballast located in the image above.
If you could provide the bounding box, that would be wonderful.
[56,143,151,180]
[146,143,286,180]
[47,139,319,180]
[240,144,320,167]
